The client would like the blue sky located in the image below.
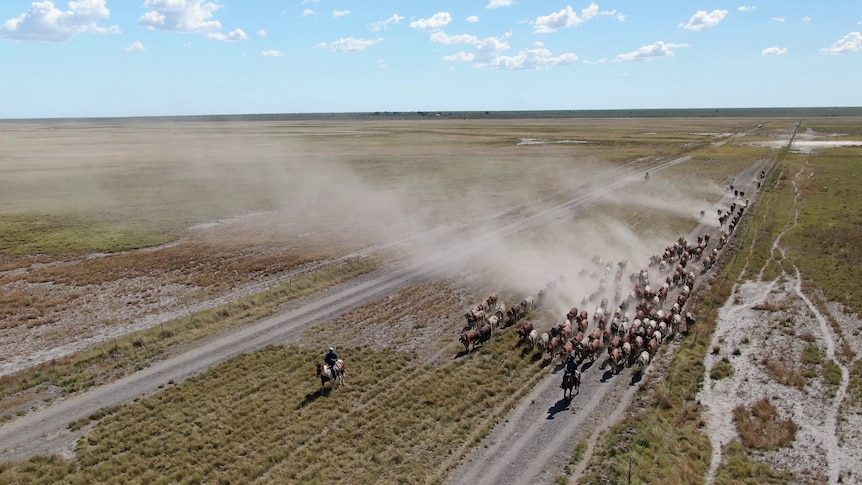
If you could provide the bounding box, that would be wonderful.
[1,1,860,119]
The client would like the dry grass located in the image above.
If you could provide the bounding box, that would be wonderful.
[733,398,799,451]
[763,358,807,389]
[0,332,545,483]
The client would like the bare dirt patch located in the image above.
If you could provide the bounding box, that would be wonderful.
[699,166,862,484]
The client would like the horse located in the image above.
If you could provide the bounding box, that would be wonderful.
[317,360,345,391]
[561,369,580,399]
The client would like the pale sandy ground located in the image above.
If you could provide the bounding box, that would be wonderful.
[699,164,862,484]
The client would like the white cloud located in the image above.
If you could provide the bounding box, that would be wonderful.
[301,9,315,18]
[466,15,480,23]
[139,0,222,32]
[317,36,382,53]
[333,10,350,18]
[771,17,785,23]
[443,51,475,63]
[487,0,513,8]
[207,28,247,42]
[534,4,599,33]
[430,31,480,45]
[261,49,284,57]
[0,0,120,42]
[257,29,267,37]
[802,16,811,24]
[410,12,452,32]
[125,41,145,52]
[602,9,626,22]
[183,41,192,47]
[821,32,862,54]
[369,14,403,32]
[614,41,688,62]
[441,35,577,70]
[680,10,728,31]
[738,6,756,12]
[761,46,787,56]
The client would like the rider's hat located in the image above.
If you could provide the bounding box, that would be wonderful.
[328,347,335,351]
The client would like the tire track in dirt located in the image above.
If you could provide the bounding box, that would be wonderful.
[703,157,851,484]
[767,164,850,484]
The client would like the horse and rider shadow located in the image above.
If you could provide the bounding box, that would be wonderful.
[546,397,571,420]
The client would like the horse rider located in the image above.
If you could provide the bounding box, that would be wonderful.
[563,354,578,385]
[325,347,340,379]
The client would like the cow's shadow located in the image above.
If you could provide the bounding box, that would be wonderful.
[580,360,595,373]
[454,348,472,359]
[630,370,644,386]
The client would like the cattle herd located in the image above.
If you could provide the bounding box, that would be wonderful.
[458,189,751,397]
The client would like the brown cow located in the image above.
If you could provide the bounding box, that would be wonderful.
[507,303,525,325]
[588,338,602,362]
[558,340,575,364]
[478,323,493,343]
[517,321,534,341]
[459,324,493,353]
[609,347,623,374]
[648,337,659,356]
[547,336,561,361]
[459,329,479,352]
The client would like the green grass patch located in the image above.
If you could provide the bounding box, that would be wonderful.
[847,360,862,409]
[0,212,177,257]
[714,440,795,485]
[710,358,735,380]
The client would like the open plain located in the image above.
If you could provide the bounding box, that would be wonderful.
[1,113,861,484]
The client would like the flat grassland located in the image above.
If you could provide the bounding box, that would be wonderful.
[1,114,860,484]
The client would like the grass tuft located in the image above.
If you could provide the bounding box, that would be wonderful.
[733,398,798,450]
